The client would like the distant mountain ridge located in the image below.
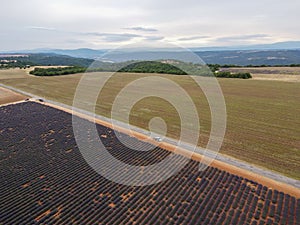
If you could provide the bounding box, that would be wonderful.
[190,41,300,51]
[1,41,300,66]
[196,50,300,66]
[6,41,300,59]
[12,48,107,59]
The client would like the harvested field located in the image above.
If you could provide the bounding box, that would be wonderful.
[0,70,299,179]
[0,102,299,224]
[221,67,300,82]
[0,87,27,105]
[0,68,28,79]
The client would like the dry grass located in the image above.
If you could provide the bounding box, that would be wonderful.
[222,67,300,82]
[0,68,29,79]
[0,69,299,179]
[0,87,27,105]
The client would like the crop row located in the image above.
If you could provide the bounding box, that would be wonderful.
[0,102,299,225]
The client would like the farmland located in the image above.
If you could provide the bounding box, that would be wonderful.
[221,67,300,82]
[0,102,299,224]
[0,86,27,105]
[0,69,299,179]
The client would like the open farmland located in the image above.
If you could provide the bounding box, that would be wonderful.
[0,69,299,179]
[0,102,299,225]
[221,67,300,82]
[0,87,27,105]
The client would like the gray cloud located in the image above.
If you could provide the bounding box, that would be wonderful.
[26,26,57,31]
[124,27,158,32]
[0,0,299,50]
[25,27,141,43]
[85,32,164,42]
[143,36,164,41]
[26,27,142,43]
[82,32,141,42]
[178,36,211,41]
[216,34,270,42]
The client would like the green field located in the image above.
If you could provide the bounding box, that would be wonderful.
[0,69,299,179]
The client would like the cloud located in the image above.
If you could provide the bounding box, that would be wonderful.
[65,39,88,44]
[178,36,211,41]
[124,26,158,32]
[25,28,140,43]
[26,26,57,31]
[1,0,299,50]
[216,34,270,42]
[82,32,141,42]
[143,36,164,41]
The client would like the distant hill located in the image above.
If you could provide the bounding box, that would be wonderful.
[196,50,300,66]
[0,53,94,67]
[27,48,107,59]
[1,48,300,67]
[76,49,300,66]
[6,41,300,59]
[190,41,300,51]
[7,48,107,59]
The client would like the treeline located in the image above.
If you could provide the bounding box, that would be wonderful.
[208,63,300,70]
[215,71,252,79]
[118,61,187,75]
[240,64,300,67]
[29,62,251,78]
[29,62,189,76]
[29,66,109,76]
[30,67,86,76]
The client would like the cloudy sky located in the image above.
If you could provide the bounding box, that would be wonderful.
[1,0,299,50]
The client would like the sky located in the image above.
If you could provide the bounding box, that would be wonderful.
[1,0,299,51]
